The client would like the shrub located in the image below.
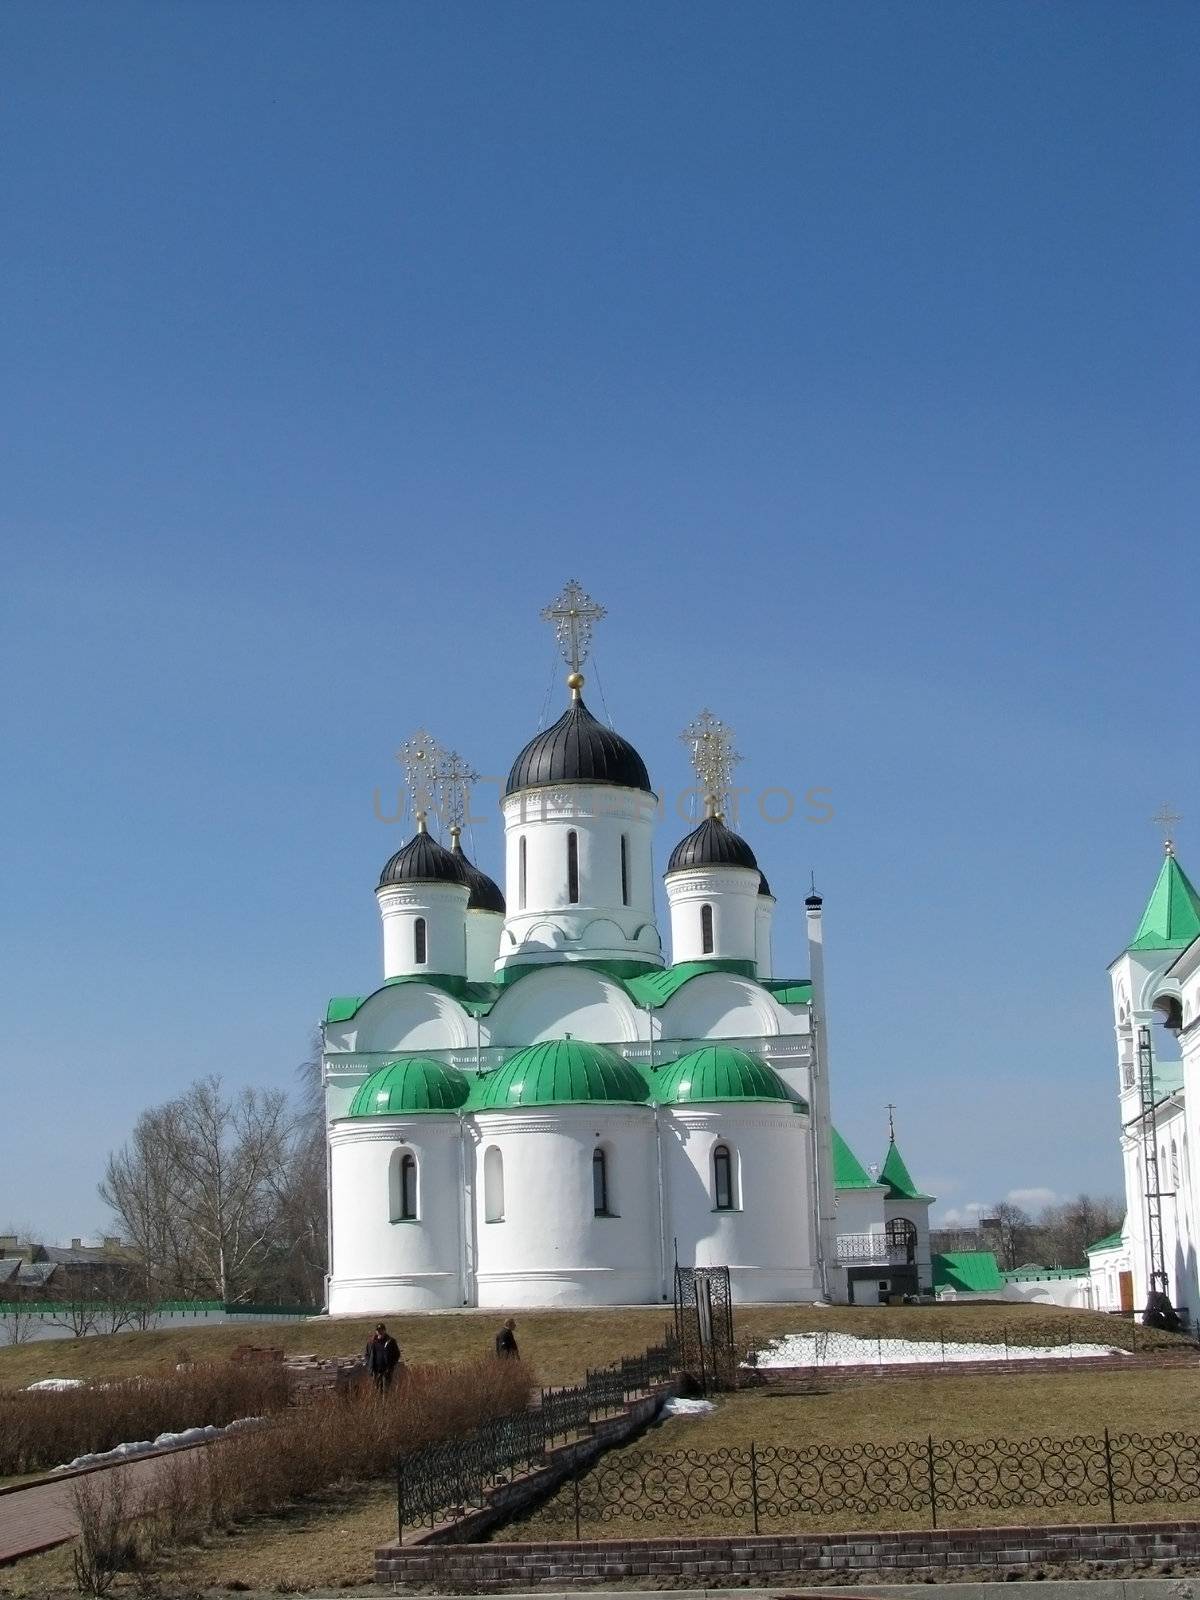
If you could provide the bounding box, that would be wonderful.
[147,1356,532,1536]
[0,1362,291,1476]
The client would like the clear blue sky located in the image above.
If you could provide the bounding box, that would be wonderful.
[2,2,1197,1243]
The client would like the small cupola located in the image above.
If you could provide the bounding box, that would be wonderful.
[665,709,762,969]
[375,813,470,981]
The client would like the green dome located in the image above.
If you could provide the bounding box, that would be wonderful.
[654,1045,799,1106]
[348,1057,471,1117]
[472,1039,650,1111]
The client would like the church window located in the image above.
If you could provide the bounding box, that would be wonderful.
[484,1146,505,1222]
[701,903,714,955]
[389,1149,418,1222]
[413,917,427,965]
[518,837,527,910]
[593,1147,610,1216]
[567,830,579,904]
[1172,1141,1180,1189]
[620,834,630,906]
[886,1217,917,1264]
[713,1143,735,1210]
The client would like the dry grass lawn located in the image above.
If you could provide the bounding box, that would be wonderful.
[499,1366,1200,1543]
[0,1299,1180,1393]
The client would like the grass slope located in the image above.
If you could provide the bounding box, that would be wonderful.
[0,1300,1179,1392]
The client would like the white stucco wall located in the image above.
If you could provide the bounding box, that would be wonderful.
[378,881,469,980]
[497,785,662,969]
[327,1117,465,1313]
[666,865,760,966]
[660,1105,818,1302]
[472,1106,662,1306]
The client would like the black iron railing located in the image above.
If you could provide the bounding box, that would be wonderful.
[556,1430,1200,1533]
[395,1331,678,1539]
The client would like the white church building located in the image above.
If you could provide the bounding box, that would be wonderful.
[1090,832,1200,1322]
[322,583,932,1313]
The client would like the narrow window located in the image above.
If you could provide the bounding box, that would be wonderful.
[701,902,714,955]
[390,1149,419,1222]
[518,837,527,910]
[1172,1141,1180,1189]
[413,916,427,965]
[713,1144,734,1211]
[484,1146,505,1222]
[567,830,579,904]
[620,834,630,906]
[593,1148,609,1216]
[400,1153,417,1220]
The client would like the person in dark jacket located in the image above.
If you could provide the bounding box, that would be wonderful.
[365,1323,402,1390]
[495,1318,519,1359]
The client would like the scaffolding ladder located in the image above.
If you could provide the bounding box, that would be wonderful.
[1136,1023,1168,1301]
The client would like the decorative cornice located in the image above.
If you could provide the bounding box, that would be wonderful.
[329,1119,460,1146]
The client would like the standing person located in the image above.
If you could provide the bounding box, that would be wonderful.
[495,1317,519,1359]
[365,1322,402,1391]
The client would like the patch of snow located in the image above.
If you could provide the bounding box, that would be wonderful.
[659,1397,716,1418]
[52,1416,264,1473]
[748,1332,1126,1368]
[24,1377,86,1391]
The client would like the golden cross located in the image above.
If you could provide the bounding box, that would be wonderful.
[541,579,606,676]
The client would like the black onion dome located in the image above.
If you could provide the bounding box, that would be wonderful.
[451,838,506,914]
[378,829,469,890]
[666,815,759,874]
[505,696,652,798]
[758,872,773,898]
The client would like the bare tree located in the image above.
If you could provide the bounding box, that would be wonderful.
[101,1074,311,1305]
[984,1201,1033,1270]
[0,1298,38,1346]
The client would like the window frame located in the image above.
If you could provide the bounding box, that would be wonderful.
[713,1143,735,1211]
[701,902,714,955]
[592,1147,611,1216]
[413,916,427,966]
[620,833,630,906]
[567,829,580,904]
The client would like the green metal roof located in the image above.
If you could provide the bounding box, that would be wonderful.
[471,1038,650,1111]
[932,1251,1005,1293]
[880,1138,934,1202]
[1086,1228,1126,1255]
[347,1057,471,1117]
[327,959,812,1025]
[1129,852,1200,952]
[832,1128,880,1190]
[653,1046,805,1109]
[1002,1265,1088,1281]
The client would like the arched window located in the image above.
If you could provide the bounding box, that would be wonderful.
[701,902,714,955]
[567,830,579,904]
[518,837,527,910]
[886,1217,918,1264]
[1171,1140,1180,1189]
[484,1146,505,1223]
[390,1149,418,1222]
[413,917,427,965]
[593,1148,610,1216]
[620,834,630,906]
[713,1143,734,1210]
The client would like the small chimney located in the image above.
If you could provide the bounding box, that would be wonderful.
[103,1236,122,1249]
[71,1238,83,1250]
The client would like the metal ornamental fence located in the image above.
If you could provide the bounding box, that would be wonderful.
[565,1431,1200,1535]
[395,1335,677,1540]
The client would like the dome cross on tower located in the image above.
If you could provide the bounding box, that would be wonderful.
[435,748,480,837]
[1153,803,1182,857]
[541,579,606,698]
[680,708,742,820]
[396,728,445,830]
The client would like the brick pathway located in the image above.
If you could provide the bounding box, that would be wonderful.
[0,1443,211,1565]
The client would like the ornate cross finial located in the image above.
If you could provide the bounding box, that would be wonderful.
[435,747,480,835]
[1153,803,1182,856]
[886,1103,897,1142]
[680,708,741,819]
[541,579,606,695]
[396,728,444,828]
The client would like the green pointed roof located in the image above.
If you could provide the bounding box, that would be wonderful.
[654,1046,805,1109]
[880,1138,934,1202]
[471,1038,650,1111]
[1129,851,1200,952]
[832,1128,880,1190]
[348,1057,471,1117]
